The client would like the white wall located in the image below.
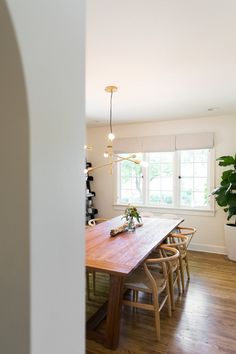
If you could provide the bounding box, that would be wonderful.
[1,1,85,354]
[0,2,30,353]
[87,115,236,254]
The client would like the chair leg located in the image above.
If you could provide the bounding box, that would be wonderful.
[176,267,181,295]
[86,271,90,300]
[153,295,161,341]
[166,280,172,317]
[132,290,139,312]
[154,308,160,341]
[132,289,135,302]
[169,272,175,310]
[131,290,139,302]
[179,257,185,292]
[92,272,96,295]
[185,254,190,280]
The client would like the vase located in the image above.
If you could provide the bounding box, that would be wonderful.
[127,217,135,232]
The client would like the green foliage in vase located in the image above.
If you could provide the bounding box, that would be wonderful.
[211,154,236,223]
[122,204,142,223]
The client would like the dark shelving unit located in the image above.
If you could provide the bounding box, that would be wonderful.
[85,161,98,224]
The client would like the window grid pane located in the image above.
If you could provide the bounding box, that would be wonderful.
[118,153,143,204]
[148,152,174,206]
[117,149,212,210]
[180,149,210,208]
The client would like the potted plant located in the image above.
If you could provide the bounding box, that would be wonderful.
[122,205,142,232]
[211,154,236,261]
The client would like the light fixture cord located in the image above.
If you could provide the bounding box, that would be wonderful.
[109,90,113,134]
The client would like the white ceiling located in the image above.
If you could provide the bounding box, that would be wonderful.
[86,0,236,126]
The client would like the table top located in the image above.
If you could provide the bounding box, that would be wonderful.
[86,216,183,276]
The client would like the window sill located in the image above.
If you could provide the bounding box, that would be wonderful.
[113,204,215,217]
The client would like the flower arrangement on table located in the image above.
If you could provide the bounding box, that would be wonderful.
[122,204,142,232]
[110,204,143,237]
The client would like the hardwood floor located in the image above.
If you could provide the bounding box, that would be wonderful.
[86,251,236,354]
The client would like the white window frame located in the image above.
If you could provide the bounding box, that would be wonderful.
[116,153,145,206]
[177,149,214,211]
[114,148,215,216]
[146,151,175,208]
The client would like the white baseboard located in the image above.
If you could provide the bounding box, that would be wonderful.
[188,242,227,255]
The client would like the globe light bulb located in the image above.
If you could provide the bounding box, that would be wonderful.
[108,132,115,141]
[104,152,109,158]
[84,168,88,174]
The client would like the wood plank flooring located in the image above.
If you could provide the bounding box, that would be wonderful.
[86,251,236,354]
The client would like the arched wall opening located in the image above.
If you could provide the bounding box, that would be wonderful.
[0,1,30,353]
[0,1,85,353]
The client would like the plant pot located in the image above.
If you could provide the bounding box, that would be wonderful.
[224,223,236,261]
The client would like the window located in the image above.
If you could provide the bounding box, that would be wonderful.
[148,152,174,206]
[118,153,143,204]
[179,150,210,208]
[116,149,213,210]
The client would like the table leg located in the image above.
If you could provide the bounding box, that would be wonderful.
[105,274,124,349]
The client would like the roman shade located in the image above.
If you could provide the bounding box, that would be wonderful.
[113,135,176,153]
[175,132,214,150]
[113,132,214,153]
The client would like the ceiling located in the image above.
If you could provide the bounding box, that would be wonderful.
[86,0,236,126]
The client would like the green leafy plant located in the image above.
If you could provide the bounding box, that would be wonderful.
[211,154,236,224]
[122,204,142,223]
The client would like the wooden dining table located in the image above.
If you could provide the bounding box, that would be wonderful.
[86,215,183,350]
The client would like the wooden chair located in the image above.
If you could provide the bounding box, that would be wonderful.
[88,218,108,227]
[123,246,179,341]
[166,233,189,292]
[160,244,181,310]
[149,244,181,311]
[175,226,196,248]
[87,218,108,298]
[160,214,196,248]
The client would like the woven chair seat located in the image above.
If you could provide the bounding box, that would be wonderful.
[124,267,166,294]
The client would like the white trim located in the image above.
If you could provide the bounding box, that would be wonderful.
[115,163,120,203]
[188,242,227,255]
[209,148,215,210]
[212,149,216,209]
[175,151,180,208]
[113,204,215,217]
[143,153,148,204]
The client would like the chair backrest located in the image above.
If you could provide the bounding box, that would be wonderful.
[88,218,108,227]
[159,244,180,272]
[175,226,196,247]
[166,233,189,256]
[143,247,180,293]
